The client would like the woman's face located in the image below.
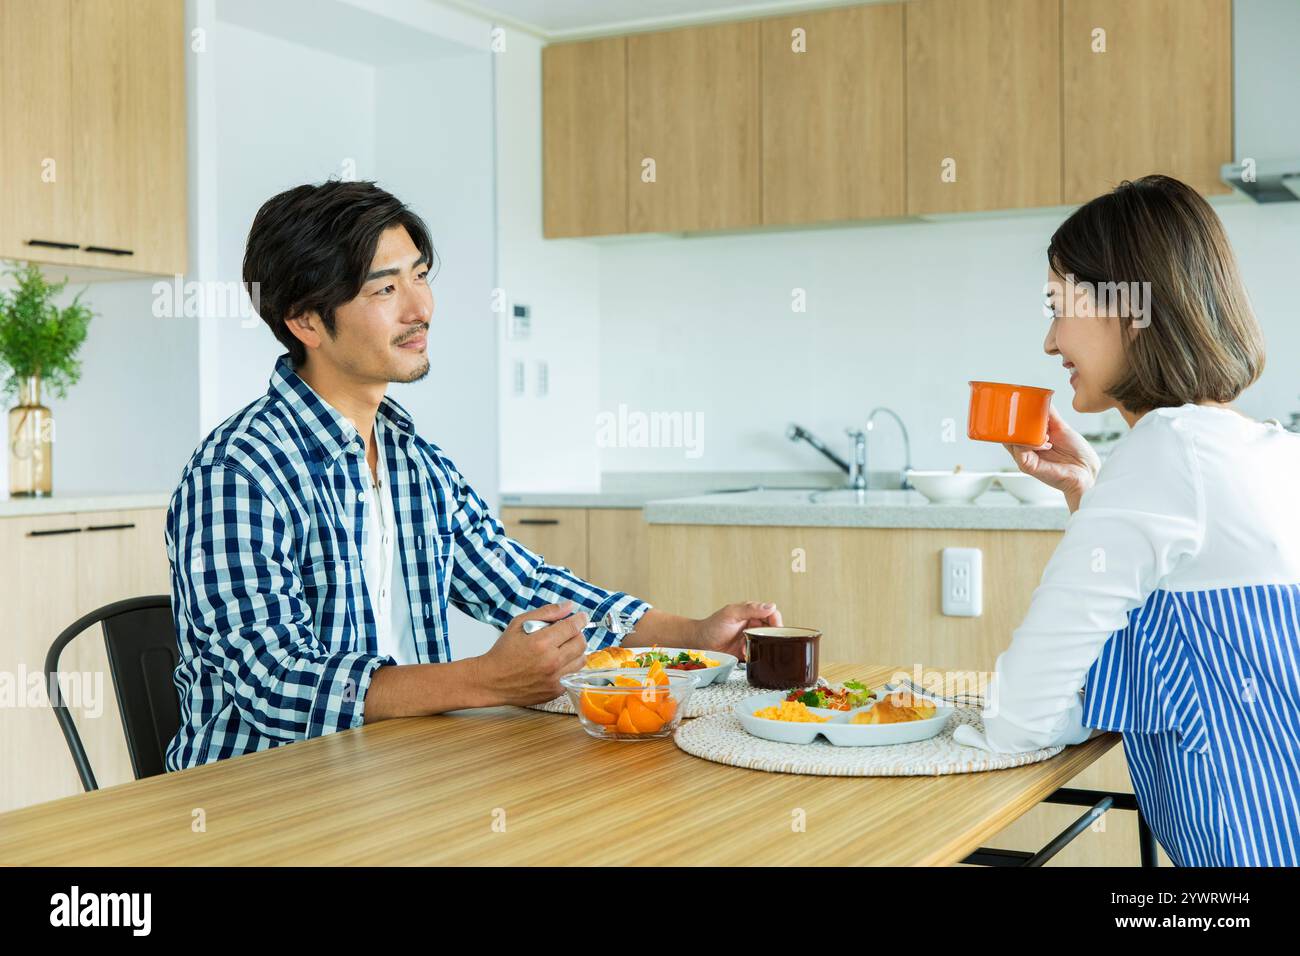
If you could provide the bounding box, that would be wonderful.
[1043,267,1132,414]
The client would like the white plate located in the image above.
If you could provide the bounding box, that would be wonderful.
[612,647,737,687]
[735,690,954,747]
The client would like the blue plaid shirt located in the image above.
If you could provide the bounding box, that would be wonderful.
[164,353,650,769]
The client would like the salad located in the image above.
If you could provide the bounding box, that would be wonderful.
[629,648,718,671]
[783,677,876,711]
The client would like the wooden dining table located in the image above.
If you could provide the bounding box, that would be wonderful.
[0,663,1119,865]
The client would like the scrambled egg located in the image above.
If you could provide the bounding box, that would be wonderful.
[753,700,829,723]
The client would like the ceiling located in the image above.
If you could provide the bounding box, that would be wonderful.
[456,0,879,38]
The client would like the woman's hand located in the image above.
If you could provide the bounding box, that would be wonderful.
[1003,405,1101,512]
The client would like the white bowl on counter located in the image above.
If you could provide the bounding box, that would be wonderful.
[905,470,996,504]
[994,472,1067,505]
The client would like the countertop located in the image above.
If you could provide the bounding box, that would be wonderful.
[501,469,882,509]
[0,491,171,518]
[0,662,1119,865]
[644,488,1071,531]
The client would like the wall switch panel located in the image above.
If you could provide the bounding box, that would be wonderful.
[941,547,983,617]
[509,304,530,340]
[512,360,525,396]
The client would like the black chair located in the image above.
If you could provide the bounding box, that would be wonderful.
[44,595,182,791]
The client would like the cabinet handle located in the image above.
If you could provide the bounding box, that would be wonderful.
[26,238,81,250]
[85,522,136,532]
[27,527,84,537]
[82,245,134,256]
[517,518,560,526]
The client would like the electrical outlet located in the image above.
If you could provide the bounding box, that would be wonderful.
[941,547,982,617]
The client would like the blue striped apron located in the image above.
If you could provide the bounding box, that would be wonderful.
[1082,585,1300,866]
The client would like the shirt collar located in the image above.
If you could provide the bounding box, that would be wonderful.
[267,352,415,463]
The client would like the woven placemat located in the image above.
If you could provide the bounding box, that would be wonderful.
[526,669,754,718]
[673,707,1065,776]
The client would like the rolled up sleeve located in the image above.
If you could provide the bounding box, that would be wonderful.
[172,459,392,741]
[439,461,650,648]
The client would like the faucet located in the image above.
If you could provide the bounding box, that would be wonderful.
[786,424,851,473]
[865,406,913,490]
[845,429,868,490]
[786,424,870,490]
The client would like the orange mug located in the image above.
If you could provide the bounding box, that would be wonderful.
[967,381,1054,446]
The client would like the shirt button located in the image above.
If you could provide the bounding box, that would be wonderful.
[358,491,367,503]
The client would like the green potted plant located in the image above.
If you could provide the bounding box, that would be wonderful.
[0,262,94,497]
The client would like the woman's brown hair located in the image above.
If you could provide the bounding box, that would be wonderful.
[1047,174,1265,414]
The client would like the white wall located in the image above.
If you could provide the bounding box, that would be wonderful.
[202,20,379,432]
[494,31,603,493]
[0,276,200,497]
[594,201,1300,475]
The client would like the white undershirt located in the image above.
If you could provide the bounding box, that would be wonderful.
[361,427,417,664]
[954,404,1300,754]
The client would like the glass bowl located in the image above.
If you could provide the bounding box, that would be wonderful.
[559,667,699,741]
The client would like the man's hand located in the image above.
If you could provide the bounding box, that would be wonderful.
[471,601,589,706]
[693,601,782,660]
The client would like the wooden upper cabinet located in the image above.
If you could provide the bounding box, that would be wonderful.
[543,37,628,238]
[761,4,905,225]
[0,0,80,269]
[0,0,186,275]
[627,21,761,233]
[1062,0,1233,203]
[71,0,187,275]
[906,0,1062,214]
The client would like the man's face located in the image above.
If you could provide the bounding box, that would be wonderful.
[301,224,433,384]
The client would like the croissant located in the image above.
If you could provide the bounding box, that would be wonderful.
[855,695,937,724]
[585,646,636,670]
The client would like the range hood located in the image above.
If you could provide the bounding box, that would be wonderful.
[1221,160,1300,203]
[1225,1,1300,201]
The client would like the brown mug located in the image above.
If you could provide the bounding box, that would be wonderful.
[744,626,821,689]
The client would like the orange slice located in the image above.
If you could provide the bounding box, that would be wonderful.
[616,707,638,734]
[655,695,677,722]
[580,692,616,725]
[626,695,665,733]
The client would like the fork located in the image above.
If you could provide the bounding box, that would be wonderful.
[521,610,637,652]
[882,677,987,708]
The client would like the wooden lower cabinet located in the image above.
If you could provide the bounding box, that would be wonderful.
[587,508,652,604]
[500,507,590,581]
[501,507,652,604]
[648,522,1171,866]
[0,507,170,812]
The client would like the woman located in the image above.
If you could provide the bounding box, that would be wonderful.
[952,175,1300,866]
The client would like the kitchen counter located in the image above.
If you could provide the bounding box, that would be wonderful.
[500,469,849,509]
[0,662,1119,865]
[0,491,171,518]
[644,488,1071,531]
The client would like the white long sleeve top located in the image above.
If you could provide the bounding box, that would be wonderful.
[953,403,1300,754]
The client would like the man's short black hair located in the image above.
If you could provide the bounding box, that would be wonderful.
[242,180,436,366]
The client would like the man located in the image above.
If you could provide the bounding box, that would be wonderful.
[164,180,782,770]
